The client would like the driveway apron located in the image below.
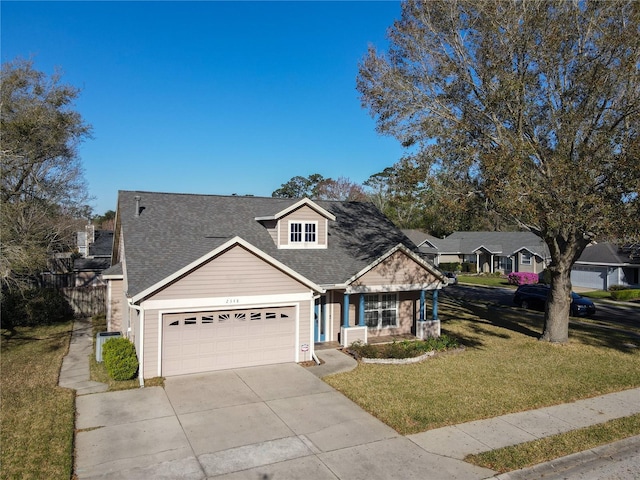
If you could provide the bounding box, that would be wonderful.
[75,363,493,479]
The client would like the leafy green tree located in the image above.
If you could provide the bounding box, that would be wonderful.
[358,0,640,342]
[1,59,92,293]
[272,173,326,198]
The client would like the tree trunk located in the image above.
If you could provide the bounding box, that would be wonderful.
[540,233,589,343]
[540,268,572,343]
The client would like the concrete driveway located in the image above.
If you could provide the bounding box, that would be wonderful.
[75,363,493,479]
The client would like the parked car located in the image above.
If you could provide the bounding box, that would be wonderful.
[444,271,458,285]
[513,284,596,317]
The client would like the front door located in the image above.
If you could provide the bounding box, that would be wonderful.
[314,297,326,342]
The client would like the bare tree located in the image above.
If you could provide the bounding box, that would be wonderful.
[315,177,367,201]
[358,0,640,342]
[1,59,92,292]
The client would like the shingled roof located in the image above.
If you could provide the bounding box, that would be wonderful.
[116,191,419,298]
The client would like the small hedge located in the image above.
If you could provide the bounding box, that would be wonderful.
[102,337,139,381]
[508,272,539,285]
[348,336,459,360]
[439,262,462,272]
[610,289,640,301]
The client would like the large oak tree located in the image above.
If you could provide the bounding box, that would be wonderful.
[1,59,92,293]
[358,0,640,342]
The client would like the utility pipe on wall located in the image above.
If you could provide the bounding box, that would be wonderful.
[127,300,145,388]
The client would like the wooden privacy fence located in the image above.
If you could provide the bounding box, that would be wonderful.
[61,286,107,317]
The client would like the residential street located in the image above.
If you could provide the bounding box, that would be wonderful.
[442,284,640,331]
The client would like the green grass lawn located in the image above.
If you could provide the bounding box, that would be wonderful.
[457,274,513,288]
[324,299,640,436]
[466,413,640,473]
[1,321,76,480]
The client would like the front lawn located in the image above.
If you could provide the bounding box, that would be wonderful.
[1,322,76,479]
[457,274,513,288]
[324,299,640,436]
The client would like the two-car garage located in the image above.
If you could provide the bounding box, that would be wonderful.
[161,306,297,376]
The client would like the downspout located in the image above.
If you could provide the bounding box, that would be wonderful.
[127,299,145,387]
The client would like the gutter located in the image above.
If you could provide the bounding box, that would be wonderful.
[127,299,145,388]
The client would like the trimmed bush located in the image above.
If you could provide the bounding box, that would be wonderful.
[461,262,477,273]
[439,262,462,272]
[608,285,628,292]
[348,336,459,359]
[102,337,139,381]
[610,289,640,301]
[508,272,539,285]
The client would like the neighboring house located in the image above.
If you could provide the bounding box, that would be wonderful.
[105,191,446,381]
[73,227,114,286]
[403,230,550,274]
[571,242,640,291]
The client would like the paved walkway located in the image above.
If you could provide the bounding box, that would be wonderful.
[62,319,640,479]
[58,317,108,395]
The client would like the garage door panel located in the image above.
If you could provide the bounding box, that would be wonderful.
[162,306,296,376]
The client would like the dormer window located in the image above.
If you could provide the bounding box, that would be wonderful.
[290,221,317,244]
[255,198,334,249]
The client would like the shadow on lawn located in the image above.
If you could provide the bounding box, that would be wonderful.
[440,297,640,354]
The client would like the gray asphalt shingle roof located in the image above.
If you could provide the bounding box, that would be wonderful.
[577,242,640,265]
[117,191,417,298]
[404,230,549,258]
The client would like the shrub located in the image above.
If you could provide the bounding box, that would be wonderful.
[539,269,552,285]
[508,272,539,285]
[102,337,139,381]
[348,336,459,359]
[461,262,477,273]
[1,288,74,329]
[439,262,462,272]
[610,289,640,301]
[608,285,628,292]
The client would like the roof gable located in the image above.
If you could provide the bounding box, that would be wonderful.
[255,197,336,222]
[131,236,322,303]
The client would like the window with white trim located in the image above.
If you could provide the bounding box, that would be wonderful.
[289,221,317,244]
[520,252,532,265]
[364,293,398,328]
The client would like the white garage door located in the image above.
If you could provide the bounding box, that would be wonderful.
[162,306,296,376]
[571,266,606,290]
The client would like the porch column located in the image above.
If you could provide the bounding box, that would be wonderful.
[476,254,480,273]
[490,254,494,273]
[432,290,439,321]
[419,290,426,322]
[359,293,365,327]
[343,293,350,328]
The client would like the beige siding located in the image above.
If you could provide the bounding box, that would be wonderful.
[327,290,421,341]
[277,205,328,247]
[262,219,278,245]
[439,254,463,264]
[151,245,310,300]
[364,291,417,338]
[354,250,437,287]
[135,244,316,378]
[108,279,124,333]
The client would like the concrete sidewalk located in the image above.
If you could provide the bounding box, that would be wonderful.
[63,319,640,479]
[58,317,108,395]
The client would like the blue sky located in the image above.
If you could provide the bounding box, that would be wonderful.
[2,1,405,215]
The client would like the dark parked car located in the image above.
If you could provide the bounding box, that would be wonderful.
[513,284,596,317]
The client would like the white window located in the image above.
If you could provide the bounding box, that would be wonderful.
[521,252,532,265]
[289,221,317,244]
[364,293,398,329]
